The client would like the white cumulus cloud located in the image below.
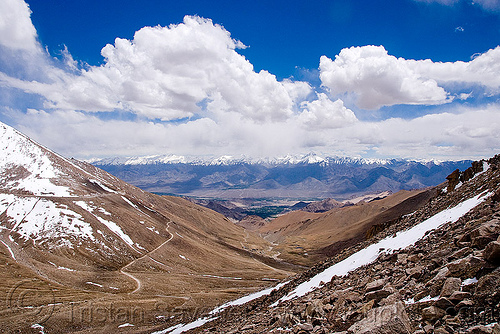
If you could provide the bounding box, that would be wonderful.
[0,0,38,51]
[408,46,500,88]
[320,45,500,110]
[362,106,500,159]
[319,45,451,109]
[1,14,311,122]
[1,0,499,162]
[298,93,358,129]
[7,103,500,161]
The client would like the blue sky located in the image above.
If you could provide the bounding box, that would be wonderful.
[26,0,500,78]
[1,0,500,160]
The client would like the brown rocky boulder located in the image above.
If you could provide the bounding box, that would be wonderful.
[439,277,462,297]
[471,160,485,173]
[467,323,500,334]
[461,166,475,183]
[450,247,473,260]
[447,255,486,278]
[347,302,412,334]
[421,305,446,321]
[365,288,392,303]
[448,291,471,303]
[358,299,375,315]
[433,297,454,311]
[303,299,326,318]
[483,241,500,264]
[470,219,500,249]
[491,187,500,203]
[365,278,386,292]
[473,270,500,306]
[446,169,460,193]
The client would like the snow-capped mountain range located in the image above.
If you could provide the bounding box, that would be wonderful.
[88,153,436,167]
[91,153,472,200]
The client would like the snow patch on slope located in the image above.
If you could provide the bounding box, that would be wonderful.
[4,196,39,229]
[210,281,288,315]
[0,194,13,213]
[0,240,16,259]
[89,179,118,193]
[473,161,490,180]
[74,200,136,250]
[0,194,95,246]
[20,199,94,244]
[274,191,492,304]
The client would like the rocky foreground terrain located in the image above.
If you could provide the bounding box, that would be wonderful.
[183,156,500,334]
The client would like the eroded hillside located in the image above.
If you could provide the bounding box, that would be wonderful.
[0,122,295,333]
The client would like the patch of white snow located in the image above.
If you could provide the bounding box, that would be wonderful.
[13,198,94,244]
[97,208,112,216]
[416,295,439,303]
[57,266,75,272]
[473,162,490,179]
[152,317,218,334]
[74,201,136,250]
[86,281,103,288]
[121,196,138,209]
[89,179,118,193]
[274,191,492,304]
[210,281,288,315]
[0,240,16,260]
[118,323,134,328]
[4,196,39,229]
[462,277,478,286]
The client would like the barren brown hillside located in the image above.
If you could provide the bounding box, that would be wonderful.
[0,122,295,333]
[258,189,435,266]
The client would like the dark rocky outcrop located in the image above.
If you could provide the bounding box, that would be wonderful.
[446,169,461,193]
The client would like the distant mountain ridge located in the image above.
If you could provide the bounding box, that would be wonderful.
[91,154,472,200]
[89,153,450,167]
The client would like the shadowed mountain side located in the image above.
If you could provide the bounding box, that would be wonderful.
[316,187,438,258]
[257,189,435,266]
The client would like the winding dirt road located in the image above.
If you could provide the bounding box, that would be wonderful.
[120,222,173,294]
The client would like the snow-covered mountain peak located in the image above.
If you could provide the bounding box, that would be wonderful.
[0,122,72,196]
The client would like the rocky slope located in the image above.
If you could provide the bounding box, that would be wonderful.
[175,155,500,333]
